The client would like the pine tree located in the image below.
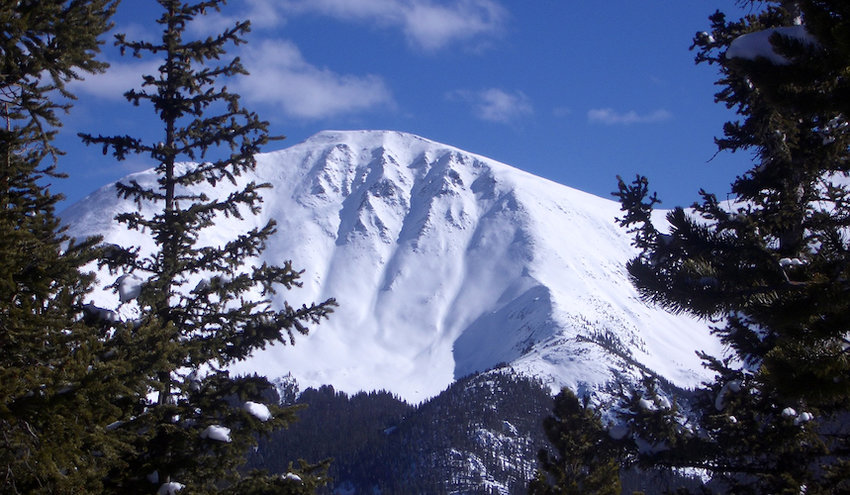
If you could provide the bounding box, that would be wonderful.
[613,1,850,492]
[0,1,125,493]
[529,388,621,495]
[78,0,336,492]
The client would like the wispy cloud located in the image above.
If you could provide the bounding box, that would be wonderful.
[587,108,672,125]
[188,0,285,34]
[238,39,394,120]
[281,0,506,51]
[450,88,532,124]
[552,106,571,118]
[76,0,287,99]
[72,37,392,121]
[71,60,161,101]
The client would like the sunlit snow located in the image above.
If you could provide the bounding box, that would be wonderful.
[727,25,816,65]
[200,425,231,443]
[244,401,272,422]
[157,481,184,495]
[283,472,302,482]
[62,130,724,403]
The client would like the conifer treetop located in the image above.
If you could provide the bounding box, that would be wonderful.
[1,0,119,167]
[78,1,334,491]
[612,1,850,492]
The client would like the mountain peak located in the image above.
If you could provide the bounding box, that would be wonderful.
[304,129,433,145]
[63,130,722,403]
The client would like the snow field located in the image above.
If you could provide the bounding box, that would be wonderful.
[63,130,723,403]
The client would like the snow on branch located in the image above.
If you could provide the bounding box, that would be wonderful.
[726,25,817,65]
[200,425,232,442]
[243,401,272,422]
[157,481,185,495]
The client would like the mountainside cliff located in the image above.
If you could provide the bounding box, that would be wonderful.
[63,130,722,403]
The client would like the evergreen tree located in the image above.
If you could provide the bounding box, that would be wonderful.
[78,0,335,492]
[614,1,850,492]
[529,388,621,495]
[0,1,124,493]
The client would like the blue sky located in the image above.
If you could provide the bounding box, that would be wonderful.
[54,0,751,210]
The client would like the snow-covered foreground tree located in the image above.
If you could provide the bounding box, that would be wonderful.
[612,0,850,492]
[0,1,126,493]
[79,0,335,492]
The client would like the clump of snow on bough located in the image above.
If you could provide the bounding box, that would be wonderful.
[283,473,302,483]
[158,481,185,495]
[200,425,231,442]
[244,401,272,422]
[727,25,817,65]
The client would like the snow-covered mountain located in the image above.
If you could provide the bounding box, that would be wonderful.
[62,130,722,403]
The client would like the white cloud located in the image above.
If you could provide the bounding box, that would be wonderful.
[240,0,287,29]
[72,60,161,101]
[450,88,532,124]
[188,0,285,34]
[282,0,506,51]
[73,38,392,121]
[238,39,394,119]
[587,108,672,125]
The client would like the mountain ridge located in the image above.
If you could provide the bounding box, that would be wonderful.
[62,130,722,403]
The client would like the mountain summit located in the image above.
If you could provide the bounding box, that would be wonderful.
[63,130,721,402]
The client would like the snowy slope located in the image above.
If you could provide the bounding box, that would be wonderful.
[62,130,722,403]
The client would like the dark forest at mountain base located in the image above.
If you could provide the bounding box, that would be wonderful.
[248,369,711,494]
